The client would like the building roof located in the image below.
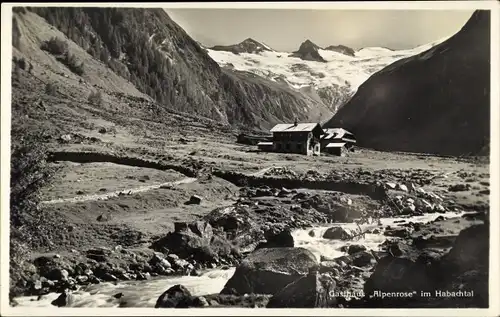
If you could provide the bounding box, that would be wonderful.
[270,123,323,133]
[322,128,354,140]
[326,142,347,148]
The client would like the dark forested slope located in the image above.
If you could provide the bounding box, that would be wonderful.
[28,7,331,129]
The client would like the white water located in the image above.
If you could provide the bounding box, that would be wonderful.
[292,211,466,262]
[13,211,466,308]
[14,268,236,308]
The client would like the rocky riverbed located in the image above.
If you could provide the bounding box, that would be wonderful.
[10,173,489,309]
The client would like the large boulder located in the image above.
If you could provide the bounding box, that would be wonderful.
[255,229,294,249]
[203,206,258,241]
[266,272,336,308]
[434,223,489,307]
[351,251,376,267]
[306,195,362,222]
[221,247,318,295]
[364,256,433,301]
[323,227,351,240]
[155,284,192,308]
[347,244,367,255]
[150,221,238,265]
[51,289,75,307]
[363,223,489,308]
[440,224,489,273]
[185,195,203,205]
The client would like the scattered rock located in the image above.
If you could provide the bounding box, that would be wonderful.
[59,134,72,142]
[150,253,172,270]
[86,247,112,262]
[351,251,375,267]
[32,280,43,291]
[277,188,292,197]
[448,184,471,192]
[136,272,151,281]
[98,127,107,134]
[387,242,404,257]
[191,296,209,307]
[416,187,426,194]
[323,227,351,240]
[47,268,69,281]
[255,188,274,197]
[398,184,408,192]
[51,289,74,307]
[102,273,118,282]
[96,214,111,222]
[385,182,397,189]
[319,261,341,274]
[186,195,203,205]
[167,254,179,262]
[255,229,294,249]
[434,204,446,213]
[138,175,150,183]
[384,227,411,238]
[347,244,367,255]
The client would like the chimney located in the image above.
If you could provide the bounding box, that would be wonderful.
[294,118,298,126]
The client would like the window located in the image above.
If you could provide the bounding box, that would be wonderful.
[297,143,302,151]
[285,143,291,151]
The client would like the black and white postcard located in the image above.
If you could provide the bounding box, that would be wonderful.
[1,1,498,316]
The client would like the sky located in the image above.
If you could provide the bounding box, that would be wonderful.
[165,9,475,51]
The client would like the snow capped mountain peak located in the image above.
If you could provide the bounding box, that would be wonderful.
[291,39,326,63]
[299,39,320,49]
[206,36,450,113]
[210,37,273,54]
[324,44,355,57]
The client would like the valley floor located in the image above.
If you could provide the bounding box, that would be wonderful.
[9,55,490,309]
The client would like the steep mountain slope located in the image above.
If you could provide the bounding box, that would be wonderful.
[325,10,490,156]
[206,37,449,112]
[26,7,332,130]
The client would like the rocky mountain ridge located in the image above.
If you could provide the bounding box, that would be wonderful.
[206,36,450,111]
[325,10,490,156]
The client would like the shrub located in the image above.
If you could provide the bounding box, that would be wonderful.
[41,37,84,75]
[88,90,103,105]
[9,123,59,296]
[41,36,68,55]
[13,56,26,70]
[64,53,84,75]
